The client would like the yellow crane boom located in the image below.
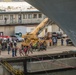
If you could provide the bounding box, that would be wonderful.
[30,18,49,35]
[22,18,51,47]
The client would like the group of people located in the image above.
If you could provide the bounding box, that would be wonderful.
[49,36,70,46]
[0,39,31,57]
[0,36,70,57]
[0,39,18,56]
[19,40,47,56]
[0,38,47,57]
[61,37,71,46]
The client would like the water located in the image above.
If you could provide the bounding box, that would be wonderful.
[29,69,76,75]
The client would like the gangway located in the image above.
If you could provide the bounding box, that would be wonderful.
[0,60,24,75]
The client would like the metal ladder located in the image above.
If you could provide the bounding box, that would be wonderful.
[1,60,24,75]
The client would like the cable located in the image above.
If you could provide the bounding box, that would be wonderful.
[28,53,76,75]
[46,54,75,69]
[29,56,50,75]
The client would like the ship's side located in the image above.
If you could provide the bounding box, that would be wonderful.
[25,0,76,46]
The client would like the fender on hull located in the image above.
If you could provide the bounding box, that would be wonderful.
[25,0,76,46]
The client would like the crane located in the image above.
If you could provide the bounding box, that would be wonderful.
[21,18,52,49]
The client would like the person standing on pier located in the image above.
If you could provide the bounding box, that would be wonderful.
[52,37,57,46]
[19,47,24,56]
[27,42,33,54]
[23,46,28,56]
[7,42,11,54]
[0,43,2,55]
[49,39,52,46]
[0,50,1,55]
[14,41,17,47]
[61,38,64,46]
[4,17,7,24]
[12,47,15,57]
[66,37,69,46]
[14,46,18,56]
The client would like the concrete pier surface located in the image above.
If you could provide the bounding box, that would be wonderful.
[0,39,76,58]
[0,45,76,58]
[0,39,76,75]
[0,45,76,74]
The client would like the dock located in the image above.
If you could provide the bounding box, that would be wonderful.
[0,45,76,75]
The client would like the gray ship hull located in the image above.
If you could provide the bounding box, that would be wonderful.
[25,0,76,46]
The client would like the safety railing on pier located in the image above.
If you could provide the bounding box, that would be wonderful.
[0,60,24,75]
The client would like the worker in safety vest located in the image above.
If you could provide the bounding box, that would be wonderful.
[49,39,52,46]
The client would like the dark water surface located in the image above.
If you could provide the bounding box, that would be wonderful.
[28,69,76,75]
